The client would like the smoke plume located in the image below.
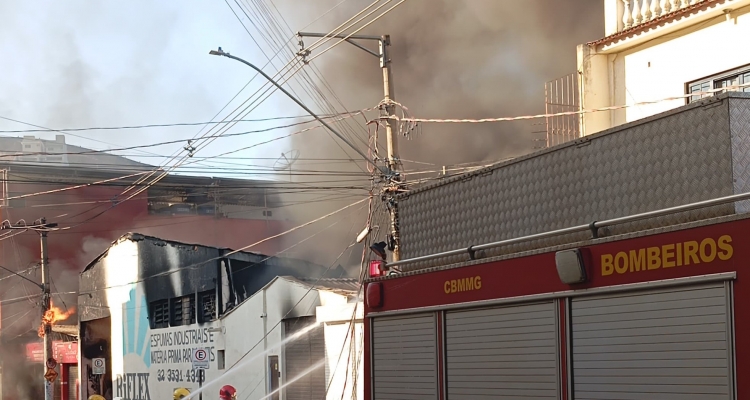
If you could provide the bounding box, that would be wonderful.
[271,0,604,267]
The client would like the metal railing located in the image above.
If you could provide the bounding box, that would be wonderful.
[545,74,579,147]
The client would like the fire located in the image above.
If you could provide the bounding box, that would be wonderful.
[38,301,76,337]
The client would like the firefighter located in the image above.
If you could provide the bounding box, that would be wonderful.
[88,395,105,400]
[174,388,191,400]
[219,385,237,400]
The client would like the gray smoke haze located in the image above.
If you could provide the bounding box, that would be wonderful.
[0,1,604,276]
[281,0,603,163]
[271,0,603,266]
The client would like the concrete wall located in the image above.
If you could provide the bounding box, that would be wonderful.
[579,2,750,135]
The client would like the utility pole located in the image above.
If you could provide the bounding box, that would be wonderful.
[378,35,399,174]
[0,217,58,400]
[296,32,404,261]
[40,218,54,400]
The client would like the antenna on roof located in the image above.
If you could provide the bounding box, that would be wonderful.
[273,149,300,182]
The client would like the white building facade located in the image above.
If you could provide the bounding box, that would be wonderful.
[78,234,362,400]
[579,0,750,135]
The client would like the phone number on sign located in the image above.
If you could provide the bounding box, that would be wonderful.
[156,369,204,383]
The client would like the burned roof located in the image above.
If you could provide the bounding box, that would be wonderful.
[0,157,285,207]
[81,232,266,273]
[51,324,79,338]
[291,277,361,296]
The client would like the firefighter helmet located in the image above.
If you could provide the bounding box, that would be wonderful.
[174,388,191,400]
[219,385,237,400]
[88,396,106,400]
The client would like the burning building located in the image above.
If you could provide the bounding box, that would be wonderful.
[78,233,361,400]
[0,135,294,400]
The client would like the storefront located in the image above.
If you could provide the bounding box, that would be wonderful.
[26,340,79,400]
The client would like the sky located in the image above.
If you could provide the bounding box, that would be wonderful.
[0,0,605,273]
[0,0,300,174]
[0,0,604,179]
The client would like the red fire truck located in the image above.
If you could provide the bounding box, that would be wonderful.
[365,196,747,399]
[363,93,750,399]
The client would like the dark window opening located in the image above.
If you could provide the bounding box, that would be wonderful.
[171,295,195,326]
[687,66,750,104]
[199,289,217,323]
[263,210,273,217]
[149,299,170,329]
[217,350,226,370]
[688,81,711,103]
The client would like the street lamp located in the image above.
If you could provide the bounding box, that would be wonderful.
[208,47,385,175]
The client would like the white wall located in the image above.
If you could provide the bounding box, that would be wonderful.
[580,4,750,135]
[100,265,348,400]
[618,7,750,123]
[204,292,266,400]
[317,302,364,400]
[101,239,225,400]
[102,239,139,390]
[210,278,324,400]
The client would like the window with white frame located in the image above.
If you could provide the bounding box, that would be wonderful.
[687,65,750,103]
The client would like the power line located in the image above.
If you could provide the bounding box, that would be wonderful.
[76,197,368,290]
[3,1,388,235]
[223,232,361,375]
[97,54,318,219]
[0,113,351,133]
[384,83,750,124]
[4,171,151,201]
[300,0,385,53]
[230,0,374,173]
[0,111,372,209]
[1,176,370,190]
[0,113,367,159]
[0,264,42,289]
[0,291,76,307]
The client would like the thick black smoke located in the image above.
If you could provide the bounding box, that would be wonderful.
[271,0,603,268]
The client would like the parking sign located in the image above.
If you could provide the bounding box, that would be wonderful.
[192,348,209,369]
[92,358,105,375]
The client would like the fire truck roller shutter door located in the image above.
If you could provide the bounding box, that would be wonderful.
[371,314,438,399]
[444,302,559,399]
[571,282,734,399]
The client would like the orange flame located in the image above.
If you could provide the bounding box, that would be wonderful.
[38,301,76,337]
